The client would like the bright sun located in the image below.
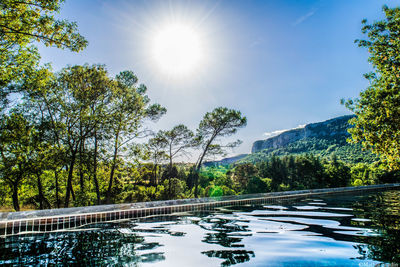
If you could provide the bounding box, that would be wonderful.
[152,23,203,77]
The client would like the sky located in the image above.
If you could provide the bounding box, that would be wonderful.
[38,0,400,161]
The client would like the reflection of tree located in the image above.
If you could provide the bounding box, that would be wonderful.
[301,190,400,264]
[365,228,400,263]
[202,250,255,266]
[200,217,254,265]
[203,232,245,248]
[356,191,400,264]
[200,218,250,247]
[0,227,165,265]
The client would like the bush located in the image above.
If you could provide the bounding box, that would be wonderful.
[244,176,271,194]
[352,179,363,187]
[161,178,188,199]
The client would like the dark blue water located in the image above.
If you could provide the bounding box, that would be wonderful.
[1,190,399,266]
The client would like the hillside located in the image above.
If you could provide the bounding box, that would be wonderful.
[241,115,378,164]
[203,154,248,167]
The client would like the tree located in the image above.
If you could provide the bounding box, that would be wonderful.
[155,125,194,197]
[344,6,400,170]
[232,163,257,190]
[0,0,87,99]
[194,107,247,197]
[147,135,168,187]
[323,155,351,188]
[0,113,36,211]
[105,71,166,203]
[161,125,194,171]
[37,65,115,207]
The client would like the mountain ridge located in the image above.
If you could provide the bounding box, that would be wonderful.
[252,115,354,153]
[206,115,378,166]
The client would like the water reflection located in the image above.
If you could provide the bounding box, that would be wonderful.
[0,226,166,265]
[351,191,400,263]
[0,190,399,266]
[202,250,255,266]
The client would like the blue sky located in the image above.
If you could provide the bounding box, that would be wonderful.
[38,0,400,160]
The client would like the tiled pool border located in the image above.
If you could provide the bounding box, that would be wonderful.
[1,183,399,238]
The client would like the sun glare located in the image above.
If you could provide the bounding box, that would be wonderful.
[152,23,203,77]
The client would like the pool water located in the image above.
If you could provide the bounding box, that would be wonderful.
[1,190,399,266]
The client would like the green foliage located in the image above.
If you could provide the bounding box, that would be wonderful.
[0,113,36,211]
[230,154,398,194]
[0,0,87,104]
[161,178,188,199]
[0,0,87,51]
[244,176,271,194]
[344,5,400,170]
[208,186,223,197]
[198,165,236,195]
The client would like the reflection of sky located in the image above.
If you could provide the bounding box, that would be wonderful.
[37,0,400,160]
[131,200,382,266]
[135,221,223,266]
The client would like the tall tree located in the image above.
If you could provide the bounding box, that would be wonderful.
[344,6,400,170]
[26,69,65,208]
[147,135,168,187]
[40,65,115,207]
[105,71,166,203]
[156,124,194,197]
[87,76,114,205]
[194,107,246,197]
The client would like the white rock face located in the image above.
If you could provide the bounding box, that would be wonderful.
[251,115,354,153]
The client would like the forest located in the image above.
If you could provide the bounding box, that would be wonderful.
[1,2,400,212]
[0,63,248,211]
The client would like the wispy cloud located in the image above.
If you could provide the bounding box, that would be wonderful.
[293,8,318,26]
[263,124,306,138]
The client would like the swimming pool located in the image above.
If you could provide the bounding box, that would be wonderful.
[1,189,399,266]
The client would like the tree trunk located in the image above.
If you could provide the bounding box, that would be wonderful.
[93,130,101,205]
[70,180,76,202]
[194,172,200,198]
[12,183,20,211]
[194,134,217,198]
[153,164,158,191]
[64,150,77,208]
[106,131,120,204]
[37,173,44,210]
[55,168,60,208]
[168,154,173,198]
[79,139,85,194]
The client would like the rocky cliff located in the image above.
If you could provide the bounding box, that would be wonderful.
[206,115,377,166]
[252,115,355,153]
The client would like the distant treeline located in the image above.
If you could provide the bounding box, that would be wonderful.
[199,154,400,198]
[234,155,399,193]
